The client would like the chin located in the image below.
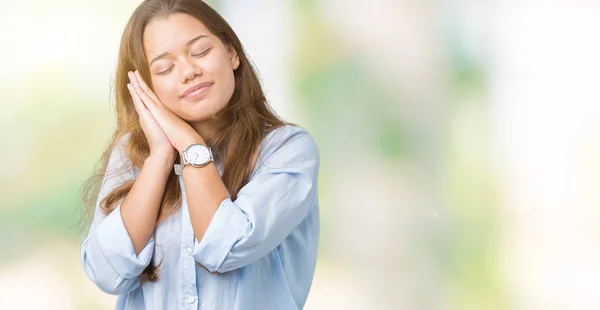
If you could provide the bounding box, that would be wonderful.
[180,98,227,121]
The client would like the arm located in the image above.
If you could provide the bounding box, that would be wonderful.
[80,135,173,295]
[122,153,174,255]
[179,135,230,245]
[183,129,320,273]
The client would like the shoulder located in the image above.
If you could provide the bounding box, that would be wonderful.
[262,124,318,157]
[107,133,132,166]
[105,132,135,179]
[255,124,320,174]
[116,132,132,149]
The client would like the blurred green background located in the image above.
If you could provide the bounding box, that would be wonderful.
[1,0,600,309]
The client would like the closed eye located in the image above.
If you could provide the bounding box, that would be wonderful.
[157,66,174,75]
[192,48,211,57]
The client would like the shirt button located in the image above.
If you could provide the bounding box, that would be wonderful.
[186,296,195,304]
[185,247,192,255]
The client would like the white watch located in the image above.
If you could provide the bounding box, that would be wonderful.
[174,143,214,175]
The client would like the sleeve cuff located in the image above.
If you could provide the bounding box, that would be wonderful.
[95,205,155,279]
[192,197,249,272]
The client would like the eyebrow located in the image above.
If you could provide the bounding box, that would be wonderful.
[148,35,209,66]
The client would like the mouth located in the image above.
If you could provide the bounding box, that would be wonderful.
[181,82,213,99]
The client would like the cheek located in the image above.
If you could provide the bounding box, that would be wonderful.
[220,70,236,103]
[214,63,236,104]
[152,81,179,109]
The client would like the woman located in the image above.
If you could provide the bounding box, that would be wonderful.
[79,0,320,309]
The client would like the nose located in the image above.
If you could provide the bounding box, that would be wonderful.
[180,57,202,83]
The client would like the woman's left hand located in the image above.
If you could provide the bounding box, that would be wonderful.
[128,70,205,152]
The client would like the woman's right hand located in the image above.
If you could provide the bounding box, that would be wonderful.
[127,72,175,160]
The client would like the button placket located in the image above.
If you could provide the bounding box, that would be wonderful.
[180,178,199,309]
[186,296,196,304]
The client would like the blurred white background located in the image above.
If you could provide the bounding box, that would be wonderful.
[0,0,599,309]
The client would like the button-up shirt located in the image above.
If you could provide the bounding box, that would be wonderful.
[80,125,320,309]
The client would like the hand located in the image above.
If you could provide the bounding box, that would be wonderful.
[128,70,205,152]
[127,72,174,158]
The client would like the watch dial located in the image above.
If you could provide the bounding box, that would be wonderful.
[186,145,210,165]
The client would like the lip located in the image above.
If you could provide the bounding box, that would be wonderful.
[181,82,213,99]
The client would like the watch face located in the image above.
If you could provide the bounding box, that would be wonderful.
[184,144,211,166]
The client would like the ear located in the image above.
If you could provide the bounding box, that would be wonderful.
[228,44,240,70]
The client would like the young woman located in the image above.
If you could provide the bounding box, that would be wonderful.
[79,0,320,309]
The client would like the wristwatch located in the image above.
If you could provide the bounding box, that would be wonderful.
[174,143,214,175]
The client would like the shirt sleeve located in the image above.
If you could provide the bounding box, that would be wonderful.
[191,129,320,273]
[80,134,155,295]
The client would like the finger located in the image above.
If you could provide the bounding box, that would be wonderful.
[132,81,159,114]
[133,70,162,106]
[133,70,161,104]
[127,83,139,113]
[129,80,170,133]
[128,71,152,108]
[128,74,151,108]
[127,83,149,116]
[129,72,156,110]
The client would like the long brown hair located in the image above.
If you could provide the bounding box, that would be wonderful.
[79,0,286,284]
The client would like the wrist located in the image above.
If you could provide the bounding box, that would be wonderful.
[150,149,176,160]
[177,135,206,153]
[146,152,176,170]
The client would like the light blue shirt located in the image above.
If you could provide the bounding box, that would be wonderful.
[80,125,320,310]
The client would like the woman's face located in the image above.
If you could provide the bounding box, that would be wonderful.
[142,13,239,122]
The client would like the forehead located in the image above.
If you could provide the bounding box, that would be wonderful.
[143,13,212,56]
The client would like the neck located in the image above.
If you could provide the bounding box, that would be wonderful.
[190,114,231,144]
[191,120,215,143]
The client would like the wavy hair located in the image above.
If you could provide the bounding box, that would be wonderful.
[79,0,286,284]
